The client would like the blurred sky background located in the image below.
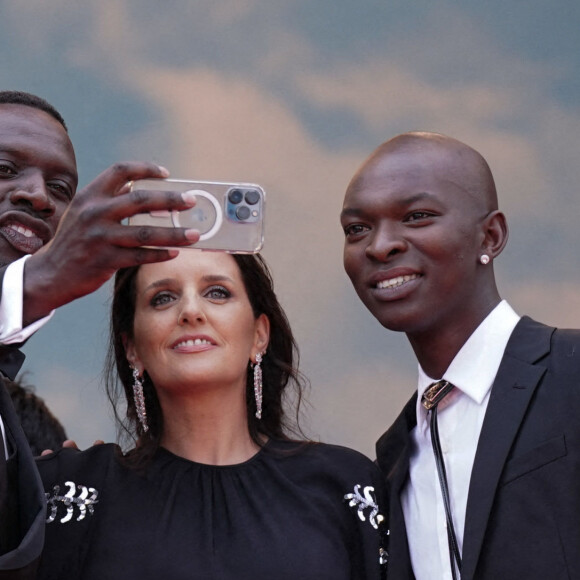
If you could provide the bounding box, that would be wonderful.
[3,1,580,457]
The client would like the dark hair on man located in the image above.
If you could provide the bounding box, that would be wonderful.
[0,90,68,131]
[105,254,308,469]
[6,377,67,456]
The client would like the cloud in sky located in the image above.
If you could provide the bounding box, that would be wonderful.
[6,0,580,453]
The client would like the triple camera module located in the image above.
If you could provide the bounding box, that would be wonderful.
[226,188,261,223]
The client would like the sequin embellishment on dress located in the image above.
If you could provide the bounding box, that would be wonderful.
[45,481,99,524]
[344,484,382,529]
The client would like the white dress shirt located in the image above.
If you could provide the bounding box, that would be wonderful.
[401,300,520,580]
[0,255,55,456]
[0,255,54,344]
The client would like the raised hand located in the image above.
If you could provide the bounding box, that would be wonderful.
[23,162,199,325]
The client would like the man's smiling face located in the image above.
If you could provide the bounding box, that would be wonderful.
[0,104,77,266]
[341,140,490,338]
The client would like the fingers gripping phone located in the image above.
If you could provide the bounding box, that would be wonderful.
[128,179,265,253]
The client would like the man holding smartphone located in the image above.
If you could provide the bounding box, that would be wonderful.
[0,90,199,578]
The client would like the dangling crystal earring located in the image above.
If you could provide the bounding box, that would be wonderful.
[131,366,149,432]
[253,352,264,419]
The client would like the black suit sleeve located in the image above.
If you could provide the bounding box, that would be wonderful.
[0,266,46,578]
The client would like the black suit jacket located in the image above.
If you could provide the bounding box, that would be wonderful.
[377,316,580,580]
[0,266,45,579]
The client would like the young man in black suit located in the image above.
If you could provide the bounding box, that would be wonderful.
[0,91,199,578]
[341,131,580,580]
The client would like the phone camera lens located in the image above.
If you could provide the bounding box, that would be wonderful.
[244,190,260,205]
[236,206,251,220]
[228,189,244,204]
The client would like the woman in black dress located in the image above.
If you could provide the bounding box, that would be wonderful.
[37,250,387,579]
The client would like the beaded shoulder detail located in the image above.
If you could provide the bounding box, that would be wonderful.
[344,484,389,570]
[45,480,99,524]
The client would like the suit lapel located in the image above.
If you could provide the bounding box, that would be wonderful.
[461,317,553,580]
[377,394,417,580]
[0,346,26,381]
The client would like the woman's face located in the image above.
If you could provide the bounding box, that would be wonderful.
[125,251,269,397]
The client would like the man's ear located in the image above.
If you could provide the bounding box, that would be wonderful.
[481,210,509,259]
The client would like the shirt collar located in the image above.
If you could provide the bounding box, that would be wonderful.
[416,301,520,426]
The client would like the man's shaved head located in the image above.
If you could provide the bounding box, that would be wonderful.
[350,131,498,214]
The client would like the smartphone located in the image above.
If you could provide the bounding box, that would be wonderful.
[128,179,265,253]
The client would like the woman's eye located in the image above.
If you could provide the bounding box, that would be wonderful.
[206,286,231,300]
[151,292,175,307]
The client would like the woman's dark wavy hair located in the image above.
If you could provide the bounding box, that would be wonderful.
[105,253,307,467]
